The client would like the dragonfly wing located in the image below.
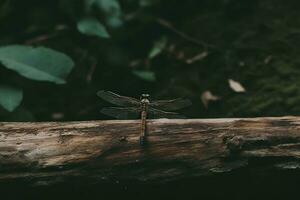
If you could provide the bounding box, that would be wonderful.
[150,98,192,111]
[97,90,140,107]
[101,107,140,119]
[148,108,186,119]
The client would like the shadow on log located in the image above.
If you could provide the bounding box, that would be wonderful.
[1,116,300,186]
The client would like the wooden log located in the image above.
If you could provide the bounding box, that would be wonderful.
[1,116,300,185]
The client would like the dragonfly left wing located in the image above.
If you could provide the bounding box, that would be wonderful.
[97,90,140,107]
[101,107,140,119]
[150,98,192,111]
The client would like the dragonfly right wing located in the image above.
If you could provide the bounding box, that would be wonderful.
[150,98,192,111]
[148,108,186,119]
[97,90,140,107]
[101,107,140,119]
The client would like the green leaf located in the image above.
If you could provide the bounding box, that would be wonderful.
[0,85,23,112]
[77,17,110,38]
[96,0,120,14]
[148,36,167,59]
[0,45,74,84]
[85,0,123,28]
[132,70,156,82]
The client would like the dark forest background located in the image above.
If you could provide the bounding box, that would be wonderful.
[2,0,300,122]
[1,0,300,199]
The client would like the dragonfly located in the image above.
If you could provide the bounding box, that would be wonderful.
[97,90,192,145]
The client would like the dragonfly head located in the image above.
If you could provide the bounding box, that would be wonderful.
[140,94,150,102]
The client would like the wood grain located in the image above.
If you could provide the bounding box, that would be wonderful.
[1,117,300,185]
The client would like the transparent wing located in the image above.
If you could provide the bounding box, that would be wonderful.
[101,107,140,119]
[150,98,192,111]
[97,90,140,107]
[148,108,186,119]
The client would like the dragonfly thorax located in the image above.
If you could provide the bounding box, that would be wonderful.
[140,98,150,104]
[140,94,150,103]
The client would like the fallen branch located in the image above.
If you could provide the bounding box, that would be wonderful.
[1,117,300,185]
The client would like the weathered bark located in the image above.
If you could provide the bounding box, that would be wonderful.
[1,116,300,185]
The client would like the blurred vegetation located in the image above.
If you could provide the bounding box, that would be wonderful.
[1,0,300,121]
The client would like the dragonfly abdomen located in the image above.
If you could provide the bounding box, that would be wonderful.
[140,102,148,145]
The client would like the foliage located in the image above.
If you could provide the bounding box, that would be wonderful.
[0,45,74,84]
[0,85,23,112]
[148,36,167,59]
[77,17,110,38]
[132,70,156,82]
[0,45,74,111]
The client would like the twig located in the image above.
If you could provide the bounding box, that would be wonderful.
[86,58,97,83]
[156,18,215,48]
[24,25,68,45]
[25,33,59,45]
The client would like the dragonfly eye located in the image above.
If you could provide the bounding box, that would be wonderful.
[140,94,150,100]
